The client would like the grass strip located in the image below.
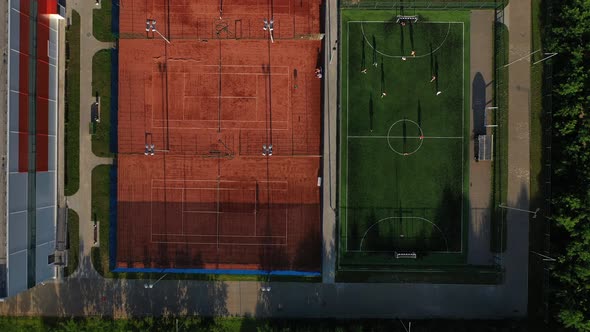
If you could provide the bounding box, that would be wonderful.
[91,164,112,277]
[64,11,80,196]
[92,0,115,42]
[65,209,79,277]
[91,50,113,157]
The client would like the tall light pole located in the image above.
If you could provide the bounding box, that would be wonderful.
[499,204,540,218]
[531,251,556,262]
[147,19,171,44]
[144,273,167,288]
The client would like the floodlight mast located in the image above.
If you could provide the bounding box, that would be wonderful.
[498,204,540,218]
[144,273,168,288]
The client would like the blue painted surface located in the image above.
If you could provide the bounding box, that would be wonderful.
[112,267,321,277]
[112,0,120,36]
[109,48,118,154]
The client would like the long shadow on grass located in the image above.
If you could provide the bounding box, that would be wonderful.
[372,35,377,66]
[369,94,374,132]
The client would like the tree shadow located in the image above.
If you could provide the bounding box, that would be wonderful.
[433,183,463,252]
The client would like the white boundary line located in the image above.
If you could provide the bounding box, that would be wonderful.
[358,21,455,59]
[149,179,290,246]
[346,21,350,252]
[461,22,465,253]
[358,216,449,252]
[344,20,467,255]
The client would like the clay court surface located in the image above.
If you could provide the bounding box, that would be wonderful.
[116,0,323,272]
[120,0,321,40]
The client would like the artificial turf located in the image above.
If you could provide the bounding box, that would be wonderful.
[339,10,470,267]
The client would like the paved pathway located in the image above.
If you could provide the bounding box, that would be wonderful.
[321,0,338,284]
[0,1,532,319]
[65,0,113,277]
[501,0,532,314]
[467,11,494,265]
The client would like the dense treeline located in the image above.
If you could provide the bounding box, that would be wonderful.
[546,0,590,331]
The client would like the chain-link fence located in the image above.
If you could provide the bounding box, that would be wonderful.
[490,5,509,257]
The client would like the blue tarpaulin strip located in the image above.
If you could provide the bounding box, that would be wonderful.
[112,267,320,277]
[108,165,118,270]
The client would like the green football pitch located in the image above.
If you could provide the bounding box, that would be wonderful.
[339,10,471,267]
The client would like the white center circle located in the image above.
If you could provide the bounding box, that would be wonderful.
[386,119,424,156]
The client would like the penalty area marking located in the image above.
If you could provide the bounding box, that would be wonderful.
[358,216,449,252]
[358,21,454,59]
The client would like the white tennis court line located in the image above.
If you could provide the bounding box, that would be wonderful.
[343,20,468,255]
[150,178,290,246]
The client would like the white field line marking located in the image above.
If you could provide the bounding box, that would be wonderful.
[346,21,350,252]
[358,21,455,59]
[461,21,465,254]
[358,216,449,252]
[344,21,468,253]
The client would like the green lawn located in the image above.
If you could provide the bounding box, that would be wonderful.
[91,50,113,157]
[65,11,80,196]
[340,10,470,268]
[490,22,509,253]
[91,164,112,277]
[65,209,80,277]
[93,0,115,42]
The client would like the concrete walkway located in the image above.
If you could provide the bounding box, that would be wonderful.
[500,0,532,314]
[65,0,114,279]
[467,10,494,265]
[321,0,338,284]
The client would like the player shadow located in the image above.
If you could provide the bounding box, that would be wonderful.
[399,24,406,54]
[380,57,385,93]
[429,43,434,75]
[361,36,366,70]
[372,35,378,66]
[417,101,422,132]
[369,94,374,132]
[409,22,415,53]
[434,55,440,92]
[402,118,407,154]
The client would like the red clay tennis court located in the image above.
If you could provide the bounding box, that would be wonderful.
[116,0,323,272]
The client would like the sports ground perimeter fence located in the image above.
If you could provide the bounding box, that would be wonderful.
[489,6,508,256]
[340,1,506,10]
